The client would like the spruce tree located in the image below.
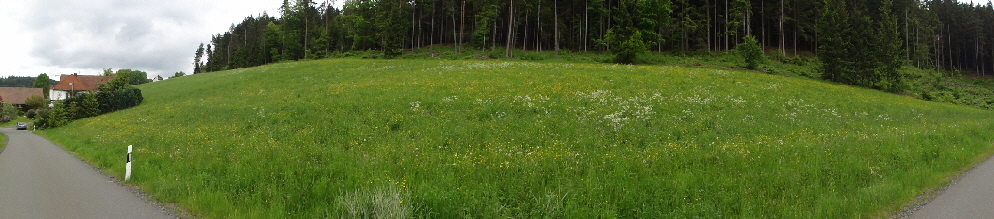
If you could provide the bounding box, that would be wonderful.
[874,0,904,92]
[737,35,765,69]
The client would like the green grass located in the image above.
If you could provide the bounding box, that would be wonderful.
[0,116,30,127]
[0,125,7,153]
[39,59,994,218]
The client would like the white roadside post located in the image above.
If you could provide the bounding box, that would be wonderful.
[126,145,132,181]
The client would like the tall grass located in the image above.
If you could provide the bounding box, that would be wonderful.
[40,59,994,218]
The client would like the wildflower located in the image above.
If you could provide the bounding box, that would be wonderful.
[410,101,421,111]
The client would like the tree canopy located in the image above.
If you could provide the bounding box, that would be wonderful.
[197,0,994,89]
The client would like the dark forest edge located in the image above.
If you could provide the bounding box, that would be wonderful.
[194,0,994,110]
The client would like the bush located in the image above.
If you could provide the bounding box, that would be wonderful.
[97,87,144,114]
[25,109,36,119]
[736,35,764,69]
[0,103,17,123]
[36,102,68,129]
[517,51,548,61]
[607,29,647,64]
[24,95,46,111]
[65,92,101,119]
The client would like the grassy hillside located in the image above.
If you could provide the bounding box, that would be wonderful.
[40,59,994,218]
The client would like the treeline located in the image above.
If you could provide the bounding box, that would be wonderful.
[195,0,994,75]
[0,76,54,88]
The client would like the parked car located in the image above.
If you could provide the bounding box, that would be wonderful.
[16,122,27,130]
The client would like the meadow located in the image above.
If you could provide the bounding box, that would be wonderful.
[39,59,994,218]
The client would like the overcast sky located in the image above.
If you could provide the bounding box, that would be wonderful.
[0,0,343,80]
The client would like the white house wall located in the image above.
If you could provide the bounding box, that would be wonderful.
[50,90,68,101]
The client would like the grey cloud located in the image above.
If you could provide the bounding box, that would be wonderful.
[24,0,207,77]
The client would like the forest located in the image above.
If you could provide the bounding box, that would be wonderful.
[0,76,54,88]
[194,0,994,89]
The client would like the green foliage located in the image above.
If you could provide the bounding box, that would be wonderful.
[736,35,764,69]
[32,108,49,125]
[194,43,205,74]
[0,76,51,88]
[343,0,376,51]
[65,93,101,119]
[33,73,51,98]
[173,71,187,78]
[603,0,670,64]
[0,103,17,123]
[98,72,130,92]
[39,102,68,129]
[874,0,904,92]
[114,69,151,85]
[818,0,904,91]
[38,59,994,218]
[24,95,46,111]
[473,4,499,49]
[605,28,647,64]
[25,109,37,119]
[265,21,284,63]
[96,87,143,114]
[374,0,410,58]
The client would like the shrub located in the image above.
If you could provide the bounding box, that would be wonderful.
[0,103,16,123]
[97,87,144,114]
[518,51,548,61]
[24,95,46,111]
[736,35,764,69]
[37,102,68,129]
[606,28,647,64]
[25,109,36,119]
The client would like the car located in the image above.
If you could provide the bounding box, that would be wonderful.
[16,122,27,130]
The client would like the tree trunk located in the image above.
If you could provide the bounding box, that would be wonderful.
[305,15,309,57]
[780,0,785,57]
[507,0,514,57]
[584,0,588,51]
[492,7,497,50]
[452,7,457,49]
[431,7,435,51]
[524,8,530,50]
[762,0,766,49]
[948,27,953,71]
[459,0,465,53]
[704,0,716,52]
[327,1,332,54]
[554,0,560,57]
[538,1,542,52]
[793,0,797,56]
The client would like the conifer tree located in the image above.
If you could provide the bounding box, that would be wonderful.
[875,0,905,92]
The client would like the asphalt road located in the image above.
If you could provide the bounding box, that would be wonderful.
[908,156,994,218]
[0,127,173,218]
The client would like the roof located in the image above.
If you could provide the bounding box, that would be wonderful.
[51,74,114,91]
[0,87,44,105]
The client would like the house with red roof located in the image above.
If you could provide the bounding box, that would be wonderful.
[0,87,44,106]
[49,74,114,101]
